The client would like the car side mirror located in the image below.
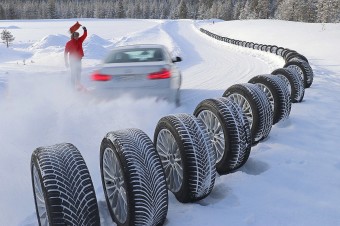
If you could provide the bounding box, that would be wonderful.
[172,56,182,63]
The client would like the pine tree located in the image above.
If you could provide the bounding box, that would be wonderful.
[256,0,270,19]
[48,0,57,19]
[178,0,188,19]
[0,4,5,19]
[116,0,125,18]
[1,29,15,48]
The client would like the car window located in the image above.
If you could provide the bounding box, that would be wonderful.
[104,48,164,63]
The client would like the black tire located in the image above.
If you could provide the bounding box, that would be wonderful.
[265,45,272,52]
[281,48,290,57]
[283,50,296,59]
[272,68,305,103]
[285,52,309,63]
[270,45,278,54]
[248,75,291,124]
[31,143,100,226]
[100,129,168,226]
[223,83,273,145]
[193,97,252,174]
[154,113,216,203]
[284,58,314,88]
[271,46,284,56]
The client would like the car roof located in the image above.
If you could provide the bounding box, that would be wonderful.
[113,44,167,50]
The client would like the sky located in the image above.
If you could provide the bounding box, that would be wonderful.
[0,18,339,226]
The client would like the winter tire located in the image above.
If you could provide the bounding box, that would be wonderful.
[284,58,314,88]
[276,47,284,56]
[270,45,278,54]
[31,143,100,226]
[248,75,291,124]
[100,129,168,226]
[223,83,273,144]
[283,50,296,59]
[272,68,305,103]
[285,52,309,63]
[193,97,252,174]
[154,113,216,203]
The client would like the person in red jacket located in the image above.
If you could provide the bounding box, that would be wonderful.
[64,26,87,89]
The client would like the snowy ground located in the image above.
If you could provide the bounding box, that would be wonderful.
[0,18,339,226]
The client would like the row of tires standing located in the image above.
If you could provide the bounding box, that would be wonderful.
[31,28,314,226]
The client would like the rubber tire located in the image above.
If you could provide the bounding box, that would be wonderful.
[276,47,284,56]
[193,97,252,174]
[283,50,296,59]
[100,129,168,226]
[285,52,308,63]
[154,113,216,203]
[248,75,291,124]
[31,143,100,226]
[272,68,305,103]
[284,58,314,88]
[223,83,273,145]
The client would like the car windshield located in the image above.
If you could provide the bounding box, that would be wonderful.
[104,48,164,63]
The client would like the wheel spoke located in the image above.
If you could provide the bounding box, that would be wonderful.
[229,94,253,129]
[102,148,127,223]
[257,83,274,111]
[157,129,183,192]
[198,110,225,163]
[33,165,50,226]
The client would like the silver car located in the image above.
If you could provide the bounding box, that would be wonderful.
[90,44,182,105]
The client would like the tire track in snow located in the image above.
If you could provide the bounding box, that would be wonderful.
[161,20,280,107]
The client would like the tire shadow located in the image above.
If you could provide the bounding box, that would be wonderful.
[239,157,270,176]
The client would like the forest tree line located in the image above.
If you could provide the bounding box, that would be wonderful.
[0,0,339,23]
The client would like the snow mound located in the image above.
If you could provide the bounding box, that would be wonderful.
[0,25,20,29]
[0,45,32,63]
[114,22,181,58]
[30,34,69,49]
[85,34,113,46]
[84,42,110,60]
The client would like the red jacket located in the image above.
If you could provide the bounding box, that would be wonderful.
[65,30,87,60]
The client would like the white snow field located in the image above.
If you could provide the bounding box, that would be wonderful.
[0,18,339,226]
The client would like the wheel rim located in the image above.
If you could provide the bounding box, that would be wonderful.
[103,148,127,224]
[288,65,304,82]
[156,129,183,192]
[197,110,225,163]
[228,93,253,128]
[278,75,291,95]
[257,83,274,112]
[33,165,50,226]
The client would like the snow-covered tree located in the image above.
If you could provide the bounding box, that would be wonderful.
[257,0,270,18]
[1,29,15,48]
[47,0,57,19]
[0,4,5,19]
[116,0,125,18]
[178,0,188,19]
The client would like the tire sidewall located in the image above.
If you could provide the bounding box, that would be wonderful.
[223,85,260,143]
[194,101,231,172]
[31,154,53,226]
[100,138,132,226]
[154,119,190,202]
[249,77,281,124]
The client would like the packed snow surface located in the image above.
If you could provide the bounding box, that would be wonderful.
[0,18,339,226]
